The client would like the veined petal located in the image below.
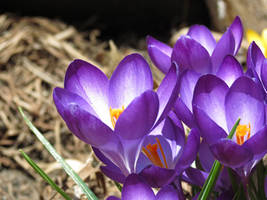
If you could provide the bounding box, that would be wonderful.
[210,138,253,168]
[211,29,235,73]
[228,16,243,55]
[171,35,212,74]
[193,105,227,144]
[247,30,266,57]
[64,59,110,126]
[147,35,172,74]
[114,91,159,174]
[122,174,156,200]
[109,53,153,108]
[115,90,159,140]
[174,98,196,128]
[247,42,265,78]
[179,70,200,112]
[155,63,179,126]
[216,55,243,87]
[175,128,200,174]
[192,74,229,132]
[225,76,265,139]
[53,88,114,146]
[93,147,126,183]
[187,25,216,55]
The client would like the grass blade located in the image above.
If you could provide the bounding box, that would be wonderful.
[198,118,240,200]
[19,107,98,200]
[20,150,72,200]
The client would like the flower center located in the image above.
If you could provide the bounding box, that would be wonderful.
[142,138,168,168]
[236,123,251,145]
[109,106,125,128]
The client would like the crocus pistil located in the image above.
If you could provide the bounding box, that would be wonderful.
[109,106,125,128]
[236,123,251,145]
[142,138,168,168]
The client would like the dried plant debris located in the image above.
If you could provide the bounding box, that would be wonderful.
[0,13,131,199]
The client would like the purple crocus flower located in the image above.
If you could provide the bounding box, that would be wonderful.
[192,74,267,180]
[147,16,243,75]
[137,111,200,187]
[147,17,243,128]
[53,53,179,178]
[96,111,200,187]
[107,174,181,200]
[247,41,267,95]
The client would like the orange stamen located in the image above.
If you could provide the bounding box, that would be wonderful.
[236,123,251,145]
[142,138,168,168]
[109,106,124,128]
[156,138,168,168]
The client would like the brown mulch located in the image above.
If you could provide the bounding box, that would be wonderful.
[0,13,138,200]
[0,13,248,200]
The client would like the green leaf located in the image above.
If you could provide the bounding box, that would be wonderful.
[197,118,240,200]
[20,150,72,200]
[114,181,122,192]
[19,107,98,200]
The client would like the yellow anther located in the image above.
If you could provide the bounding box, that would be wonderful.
[142,138,168,168]
[236,123,251,145]
[109,106,124,128]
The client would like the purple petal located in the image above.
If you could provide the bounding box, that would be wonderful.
[53,88,115,147]
[192,74,229,132]
[93,147,126,183]
[122,174,155,200]
[216,55,243,86]
[228,16,243,55]
[64,59,111,126]
[109,53,153,108]
[164,113,185,148]
[101,165,126,183]
[171,35,212,74]
[211,29,235,73]
[114,91,159,173]
[210,138,253,168]
[107,196,120,200]
[247,42,265,77]
[156,185,179,200]
[155,63,179,126]
[175,128,200,174]
[199,140,215,172]
[174,98,196,128]
[147,35,172,74]
[183,167,208,187]
[261,59,267,89]
[139,165,176,188]
[53,87,96,117]
[187,25,216,55]
[193,105,227,144]
[243,126,267,159]
[179,70,200,112]
[225,76,265,138]
[115,90,159,140]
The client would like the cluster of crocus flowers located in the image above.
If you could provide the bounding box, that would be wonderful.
[54,16,267,199]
